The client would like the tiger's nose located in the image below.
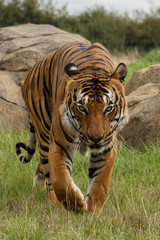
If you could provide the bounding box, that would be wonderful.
[88,133,104,143]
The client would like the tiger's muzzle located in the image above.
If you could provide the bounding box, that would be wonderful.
[80,132,113,151]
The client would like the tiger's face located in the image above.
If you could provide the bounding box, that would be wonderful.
[60,63,129,152]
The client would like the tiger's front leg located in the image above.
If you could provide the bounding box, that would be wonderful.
[86,142,117,212]
[48,136,87,212]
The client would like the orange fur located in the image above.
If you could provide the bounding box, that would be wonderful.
[20,42,128,212]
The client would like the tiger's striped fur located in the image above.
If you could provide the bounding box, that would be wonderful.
[16,42,129,212]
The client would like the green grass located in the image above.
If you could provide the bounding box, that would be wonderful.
[125,48,160,84]
[0,130,160,240]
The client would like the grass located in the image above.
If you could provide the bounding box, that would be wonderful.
[126,48,160,84]
[0,130,160,240]
[113,48,160,84]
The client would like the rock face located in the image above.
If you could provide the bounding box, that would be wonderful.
[125,65,160,95]
[0,24,90,129]
[121,65,160,148]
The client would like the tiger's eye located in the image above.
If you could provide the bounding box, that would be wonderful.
[77,105,87,114]
[106,106,112,112]
[79,106,85,112]
[104,106,114,114]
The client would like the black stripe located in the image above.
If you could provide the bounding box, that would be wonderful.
[16,150,21,155]
[89,172,101,179]
[112,87,119,103]
[16,142,28,151]
[63,43,86,62]
[36,61,43,89]
[66,165,72,174]
[31,96,41,123]
[42,61,52,123]
[59,119,73,143]
[68,93,72,106]
[77,59,91,68]
[29,122,35,133]
[43,89,52,122]
[41,158,48,164]
[30,64,42,123]
[67,111,79,132]
[46,182,52,186]
[40,131,49,144]
[48,53,55,88]
[27,147,35,155]
[20,156,24,161]
[55,51,63,102]
[42,58,50,97]
[91,144,114,158]
[45,172,50,178]
[24,157,30,163]
[40,152,48,158]
[39,169,44,174]
[100,87,109,94]
[88,44,112,59]
[62,47,74,61]
[89,165,104,178]
[39,99,50,131]
[54,139,73,164]
[73,88,77,101]
[90,158,105,163]
[104,135,113,144]
[81,87,91,94]
[40,144,49,152]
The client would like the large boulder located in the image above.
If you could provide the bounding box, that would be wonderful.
[121,65,160,148]
[0,24,90,129]
[125,64,160,95]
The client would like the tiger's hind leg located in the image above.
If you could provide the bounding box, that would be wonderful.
[45,175,62,206]
[33,162,45,187]
[35,159,61,205]
[32,128,61,206]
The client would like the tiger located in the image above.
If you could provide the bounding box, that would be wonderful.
[16,42,129,212]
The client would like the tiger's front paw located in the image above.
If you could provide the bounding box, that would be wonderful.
[54,181,87,212]
[86,194,104,213]
[63,183,87,212]
[59,193,87,212]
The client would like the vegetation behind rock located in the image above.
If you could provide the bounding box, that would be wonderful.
[1,0,160,52]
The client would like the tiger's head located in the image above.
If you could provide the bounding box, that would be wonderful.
[60,63,129,152]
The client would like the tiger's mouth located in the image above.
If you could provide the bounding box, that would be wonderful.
[80,134,113,151]
[80,137,106,150]
[90,143,102,150]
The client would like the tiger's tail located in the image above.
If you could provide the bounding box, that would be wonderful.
[16,123,36,163]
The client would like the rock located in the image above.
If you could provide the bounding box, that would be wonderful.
[0,99,28,130]
[0,70,27,129]
[0,71,25,107]
[120,65,160,148]
[0,24,90,129]
[125,64,160,95]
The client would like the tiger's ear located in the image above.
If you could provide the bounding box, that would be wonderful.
[64,63,80,78]
[111,63,127,82]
